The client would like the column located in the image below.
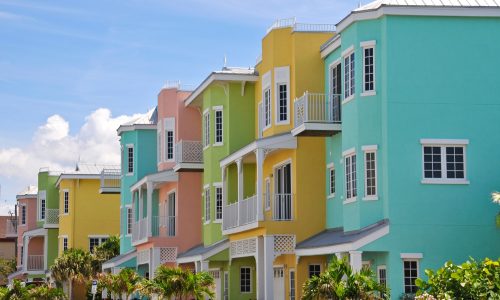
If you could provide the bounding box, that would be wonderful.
[200,260,209,271]
[263,235,274,300]
[255,237,265,300]
[138,188,143,219]
[222,166,227,228]
[22,236,28,272]
[349,250,363,273]
[146,182,153,237]
[43,231,48,270]
[255,148,264,221]
[236,159,243,226]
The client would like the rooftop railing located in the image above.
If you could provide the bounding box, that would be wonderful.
[100,168,121,193]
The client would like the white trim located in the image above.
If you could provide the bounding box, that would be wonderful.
[203,184,210,189]
[342,95,355,104]
[240,266,252,294]
[164,118,175,162]
[343,197,357,205]
[420,139,469,145]
[321,36,342,58]
[421,179,470,185]
[213,106,224,146]
[87,234,110,238]
[212,105,223,111]
[126,144,134,175]
[213,182,223,187]
[363,147,378,200]
[377,265,387,284]
[400,253,423,259]
[421,142,468,183]
[326,162,334,168]
[274,66,291,126]
[360,40,376,47]
[117,124,156,135]
[342,147,356,157]
[202,108,210,115]
[361,145,378,151]
[341,45,354,57]
[362,196,379,201]
[361,91,377,97]
[62,189,69,215]
[329,58,341,71]
[362,42,376,95]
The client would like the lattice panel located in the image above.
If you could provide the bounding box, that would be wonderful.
[159,247,177,263]
[208,270,220,279]
[274,235,296,255]
[230,238,257,258]
[177,141,203,163]
[137,250,150,265]
[45,209,59,225]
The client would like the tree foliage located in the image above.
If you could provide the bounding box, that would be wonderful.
[98,268,140,300]
[91,236,120,271]
[301,257,388,300]
[0,280,66,300]
[416,257,500,300]
[0,259,16,285]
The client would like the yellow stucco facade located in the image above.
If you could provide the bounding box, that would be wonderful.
[57,177,120,256]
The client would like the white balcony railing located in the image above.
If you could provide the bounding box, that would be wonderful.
[44,209,59,226]
[5,219,16,236]
[132,217,148,243]
[27,255,44,271]
[175,140,203,164]
[273,194,293,221]
[223,195,258,230]
[100,168,121,193]
[294,92,342,128]
[266,17,335,33]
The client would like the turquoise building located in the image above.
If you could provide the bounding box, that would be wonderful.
[102,108,158,273]
[294,1,500,298]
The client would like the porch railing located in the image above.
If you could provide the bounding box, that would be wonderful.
[27,255,44,271]
[100,168,121,191]
[294,92,342,128]
[175,140,203,164]
[132,217,148,242]
[273,193,293,221]
[45,209,59,225]
[223,195,258,230]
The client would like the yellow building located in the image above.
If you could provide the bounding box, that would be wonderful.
[56,163,120,256]
[220,19,335,300]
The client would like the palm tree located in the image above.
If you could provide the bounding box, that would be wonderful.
[27,284,67,300]
[185,271,215,300]
[50,248,95,299]
[114,268,141,300]
[302,257,388,300]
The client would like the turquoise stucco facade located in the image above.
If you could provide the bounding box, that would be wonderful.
[119,127,157,254]
[323,14,500,299]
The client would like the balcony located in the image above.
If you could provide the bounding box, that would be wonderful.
[27,255,44,271]
[5,218,16,237]
[152,215,176,237]
[44,209,59,228]
[223,195,258,233]
[132,217,149,244]
[99,168,121,194]
[292,92,342,136]
[173,140,203,172]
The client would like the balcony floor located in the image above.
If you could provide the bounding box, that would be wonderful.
[291,122,342,137]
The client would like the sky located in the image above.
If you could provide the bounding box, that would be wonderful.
[0,0,356,213]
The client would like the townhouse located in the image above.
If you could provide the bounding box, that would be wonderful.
[293,1,500,299]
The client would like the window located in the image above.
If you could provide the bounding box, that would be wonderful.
[344,51,355,100]
[289,270,296,300]
[38,190,46,220]
[278,83,288,122]
[421,140,468,183]
[89,237,108,253]
[403,260,418,293]
[167,192,176,236]
[378,265,387,299]
[240,267,251,293]
[127,145,134,174]
[364,147,377,199]
[164,118,175,161]
[204,187,210,223]
[127,207,132,235]
[264,88,271,127]
[20,246,23,264]
[329,166,335,197]
[223,272,229,300]
[309,264,321,278]
[215,186,222,221]
[363,45,375,93]
[345,153,357,200]
[63,191,69,214]
[214,108,223,145]
[40,198,46,220]
[21,206,26,225]
[265,178,271,210]
[330,63,342,121]
[63,237,68,252]
[203,111,210,148]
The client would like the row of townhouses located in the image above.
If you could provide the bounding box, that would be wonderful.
[9,0,500,299]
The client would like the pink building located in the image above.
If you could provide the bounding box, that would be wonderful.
[131,83,203,277]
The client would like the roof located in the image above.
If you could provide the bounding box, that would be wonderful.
[102,249,136,270]
[56,163,120,187]
[355,0,500,11]
[184,67,258,107]
[121,107,157,126]
[16,185,38,199]
[177,239,229,263]
[296,219,389,249]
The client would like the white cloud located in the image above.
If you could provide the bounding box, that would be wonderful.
[0,108,144,195]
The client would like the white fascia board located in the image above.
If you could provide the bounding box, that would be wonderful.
[185,73,258,107]
[362,145,378,151]
[117,124,156,135]
[130,170,178,192]
[400,253,423,259]
[420,139,469,145]
[321,36,342,58]
[56,174,100,187]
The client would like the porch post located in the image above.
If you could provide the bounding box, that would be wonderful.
[222,166,227,229]
[349,250,363,272]
[263,235,274,300]
[138,188,143,219]
[255,236,264,300]
[255,148,264,221]
[200,260,209,271]
[22,236,28,272]
[146,182,153,237]
[236,159,243,225]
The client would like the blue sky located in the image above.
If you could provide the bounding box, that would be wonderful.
[0,0,355,210]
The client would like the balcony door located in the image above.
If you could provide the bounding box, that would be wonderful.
[167,192,176,236]
[331,63,342,122]
[274,163,292,220]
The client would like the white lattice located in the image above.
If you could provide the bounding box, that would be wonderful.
[274,235,296,255]
[137,250,150,265]
[159,247,177,263]
[208,270,220,279]
[45,209,59,225]
[230,238,257,258]
[176,140,203,163]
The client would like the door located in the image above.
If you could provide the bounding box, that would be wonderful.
[167,192,175,236]
[209,270,221,300]
[273,267,285,300]
[274,163,292,220]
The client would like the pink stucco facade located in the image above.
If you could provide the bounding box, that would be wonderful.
[16,196,38,267]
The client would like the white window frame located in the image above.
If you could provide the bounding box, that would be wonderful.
[361,40,376,96]
[63,189,69,214]
[167,190,176,237]
[38,190,46,221]
[126,205,132,236]
[420,139,469,184]
[342,45,355,104]
[362,145,378,201]
[88,235,110,252]
[126,144,134,175]
[262,71,272,130]
[289,269,296,300]
[164,118,175,162]
[265,177,271,211]
[377,265,387,286]
[240,266,252,293]
[343,148,357,204]
[223,271,229,300]
[213,106,223,146]
[20,204,26,226]
[214,183,223,222]
[60,235,69,252]
[327,163,335,199]
[274,66,290,125]
[203,109,210,150]
[402,258,420,294]
[204,185,210,224]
